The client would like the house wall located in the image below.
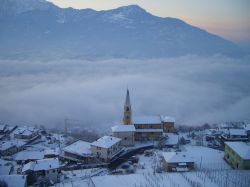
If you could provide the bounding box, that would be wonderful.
[135,132,162,141]
[162,122,175,133]
[0,146,18,156]
[0,126,7,135]
[246,130,250,137]
[63,151,93,163]
[163,160,194,172]
[14,131,38,139]
[91,141,121,162]
[26,169,59,185]
[242,160,250,169]
[44,168,59,182]
[134,124,162,129]
[224,144,250,169]
[112,132,134,146]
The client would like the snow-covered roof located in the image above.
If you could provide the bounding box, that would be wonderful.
[165,133,179,145]
[0,140,26,151]
[63,140,92,156]
[0,165,12,175]
[219,123,233,128]
[0,175,27,187]
[228,129,247,136]
[162,152,195,163]
[160,115,175,123]
[14,150,44,161]
[14,126,38,136]
[225,142,250,160]
[135,129,163,133]
[91,136,121,149]
[0,158,9,166]
[111,125,135,132]
[0,124,7,131]
[44,148,59,156]
[133,116,162,124]
[245,124,250,131]
[22,158,60,172]
[0,141,17,151]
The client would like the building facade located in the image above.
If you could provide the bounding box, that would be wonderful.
[133,116,163,141]
[91,136,122,162]
[0,142,18,156]
[121,89,175,141]
[62,140,94,163]
[14,127,39,140]
[162,152,195,172]
[224,142,250,170]
[112,125,135,146]
[22,158,60,185]
[221,129,248,142]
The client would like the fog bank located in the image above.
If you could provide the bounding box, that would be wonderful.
[0,56,249,131]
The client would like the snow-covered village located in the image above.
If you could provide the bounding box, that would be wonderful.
[0,89,250,187]
[1,0,250,187]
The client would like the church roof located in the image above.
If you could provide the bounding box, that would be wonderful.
[91,136,121,149]
[133,116,162,125]
[112,125,135,132]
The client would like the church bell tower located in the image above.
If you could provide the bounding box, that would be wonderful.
[123,89,132,125]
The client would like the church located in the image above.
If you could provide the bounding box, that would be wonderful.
[112,89,175,145]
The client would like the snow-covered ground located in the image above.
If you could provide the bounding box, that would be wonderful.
[182,145,230,170]
[131,145,229,175]
[56,172,221,187]
[62,168,108,180]
[57,169,250,187]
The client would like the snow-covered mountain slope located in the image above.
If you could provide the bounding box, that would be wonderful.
[0,1,244,58]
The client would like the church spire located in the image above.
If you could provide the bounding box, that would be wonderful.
[125,88,131,106]
[123,88,132,125]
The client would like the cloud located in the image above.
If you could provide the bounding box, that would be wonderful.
[0,55,249,132]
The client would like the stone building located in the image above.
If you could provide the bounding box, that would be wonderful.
[111,125,135,146]
[91,136,122,162]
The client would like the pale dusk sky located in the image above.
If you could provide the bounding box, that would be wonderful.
[47,0,250,45]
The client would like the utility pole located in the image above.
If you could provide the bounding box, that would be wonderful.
[64,118,68,136]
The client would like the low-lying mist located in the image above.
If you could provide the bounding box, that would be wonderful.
[0,55,249,132]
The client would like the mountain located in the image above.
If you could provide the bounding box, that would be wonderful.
[0,0,244,59]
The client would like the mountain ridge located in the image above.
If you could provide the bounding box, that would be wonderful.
[0,0,244,59]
